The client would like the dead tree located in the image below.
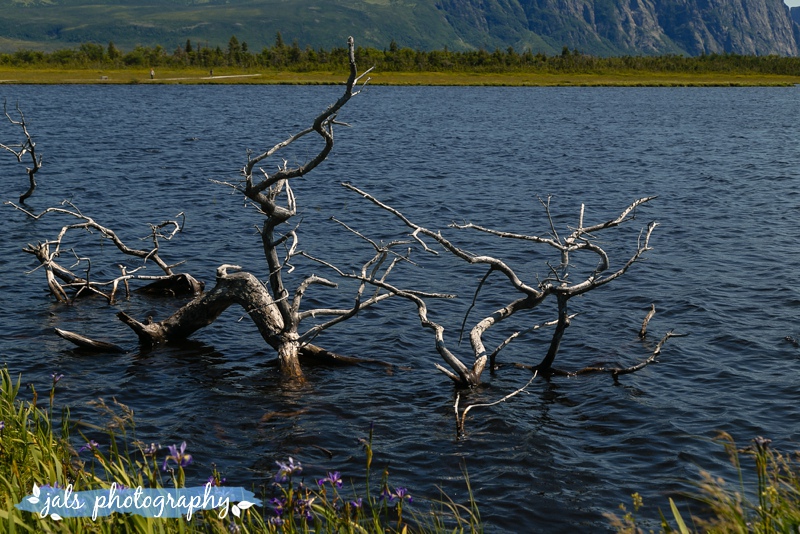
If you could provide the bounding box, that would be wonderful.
[9,39,671,393]
[6,200,200,303]
[114,37,451,380]
[1,101,42,203]
[8,38,447,381]
[344,184,659,388]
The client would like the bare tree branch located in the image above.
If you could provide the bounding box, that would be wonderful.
[343,182,545,300]
[243,36,371,197]
[572,330,684,378]
[513,330,685,380]
[8,201,182,275]
[54,328,125,353]
[487,313,578,370]
[455,372,538,435]
[345,184,660,386]
[296,244,456,349]
[459,267,493,344]
[7,200,196,302]
[1,101,42,203]
[639,303,656,338]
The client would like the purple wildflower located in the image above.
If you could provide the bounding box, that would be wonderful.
[392,487,412,503]
[317,471,343,488]
[79,440,99,453]
[162,441,193,471]
[350,497,363,509]
[206,474,226,487]
[274,457,302,482]
[37,483,63,498]
[295,498,314,521]
[142,443,160,456]
[754,436,772,453]
[270,497,286,516]
[51,373,64,385]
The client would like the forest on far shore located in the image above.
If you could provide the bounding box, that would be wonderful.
[4,33,800,76]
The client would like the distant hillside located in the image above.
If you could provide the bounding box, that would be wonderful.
[0,0,797,56]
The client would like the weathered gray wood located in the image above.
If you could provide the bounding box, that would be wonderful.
[346,183,660,386]
[639,303,656,338]
[136,273,205,296]
[118,266,283,346]
[0,101,42,203]
[54,328,125,353]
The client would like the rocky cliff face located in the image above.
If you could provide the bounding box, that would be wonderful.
[438,0,800,55]
[653,0,798,55]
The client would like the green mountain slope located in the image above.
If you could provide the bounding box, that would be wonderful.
[0,0,469,53]
[0,0,797,56]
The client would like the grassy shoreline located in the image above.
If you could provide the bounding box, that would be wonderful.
[0,368,481,533]
[1,67,799,86]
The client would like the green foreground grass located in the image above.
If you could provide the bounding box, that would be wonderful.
[611,433,800,533]
[0,368,481,533]
[4,365,800,533]
[1,67,799,86]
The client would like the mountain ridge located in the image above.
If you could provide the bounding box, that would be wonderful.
[0,0,797,56]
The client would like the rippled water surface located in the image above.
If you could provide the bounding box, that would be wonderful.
[1,85,800,531]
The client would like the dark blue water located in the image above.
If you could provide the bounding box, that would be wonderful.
[1,84,799,531]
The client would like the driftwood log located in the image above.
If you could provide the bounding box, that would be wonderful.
[54,328,125,353]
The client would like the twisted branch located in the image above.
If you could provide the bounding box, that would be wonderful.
[346,185,660,386]
[7,200,193,302]
[1,101,42,203]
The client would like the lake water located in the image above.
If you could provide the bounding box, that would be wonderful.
[1,84,799,531]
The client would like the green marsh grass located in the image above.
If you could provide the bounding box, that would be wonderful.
[0,368,481,533]
[610,433,800,533]
[0,67,797,86]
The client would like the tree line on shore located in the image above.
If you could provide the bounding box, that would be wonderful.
[4,32,800,75]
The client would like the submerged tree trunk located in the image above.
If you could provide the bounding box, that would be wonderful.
[116,265,348,379]
[276,331,303,378]
[118,266,284,347]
